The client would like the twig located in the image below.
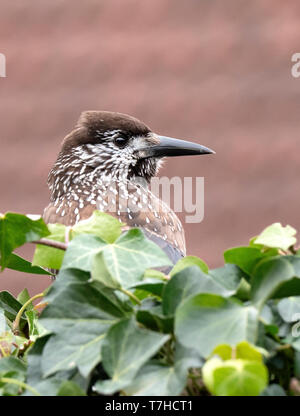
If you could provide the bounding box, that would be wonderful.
[31,238,67,251]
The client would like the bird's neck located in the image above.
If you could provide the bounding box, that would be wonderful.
[48,153,150,202]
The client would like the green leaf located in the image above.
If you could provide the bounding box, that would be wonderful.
[91,251,119,289]
[235,341,266,361]
[40,269,126,377]
[92,229,171,289]
[175,294,258,357]
[251,257,296,309]
[130,279,165,298]
[260,384,286,396]
[277,296,300,322]
[202,357,268,396]
[0,356,26,374]
[25,335,87,396]
[33,212,124,270]
[17,288,31,306]
[224,247,267,276]
[162,266,235,316]
[93,318,169,394]
[0,356,26,396]
[235,278,251,301]
[62,230,171,290]
[136,299,173,333]
[209,264,244,294]
[0,291,25,324]
[0,213,49,270]
[211,344,232,360]
[212,341,265,362]
[174,341,204,370]
[57,380,86,396]
[61,234,107,272]
[254,223,297,251]
[25,310,39,338]
[123,362,187,396]
[7,253,50,275]
[71,211,123,243]
[32,223,66,270]
[170,256,209,277]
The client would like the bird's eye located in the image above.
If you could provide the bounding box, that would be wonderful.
[114,135,129,148]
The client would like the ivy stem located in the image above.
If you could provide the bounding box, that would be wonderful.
[0,377,41,396]
[13,292,45,335]
[31,238,67,251]
[119,288,141,305]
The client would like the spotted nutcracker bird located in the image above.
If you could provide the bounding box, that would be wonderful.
[43,111,214,265]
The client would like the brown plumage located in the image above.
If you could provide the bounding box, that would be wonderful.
[43,111,214,264]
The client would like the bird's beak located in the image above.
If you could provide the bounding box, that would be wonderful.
[139,135,215,158]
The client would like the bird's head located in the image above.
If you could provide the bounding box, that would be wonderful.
[49,111,215,198]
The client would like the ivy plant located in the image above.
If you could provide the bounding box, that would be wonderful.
[0,213,300,396]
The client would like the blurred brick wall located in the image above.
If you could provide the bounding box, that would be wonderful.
[1,0,300,296]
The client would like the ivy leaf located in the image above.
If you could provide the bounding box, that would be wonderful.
[123,362,187,396]
[32,223,66,270]
[61,234,107,272]
[202,357,268,396]
[92,229,171,289]
[40,269,126,377]
[277,297,300,323]
[56,380,86,396]
[0,356,26,375]
[25,335,88,396]
[0,356,27,396]
[162,266,235,316]
[170,256,209,276]
[209,264,244,293]
[174,340,204,370]
[93,318,169,394]
[71,211,123,243]
[25,310,39,338]
[212,341,266,362]
[17,288,31,306]
[0,291,25,325]
[251,257,296,309]
[0,213,49,270]
[62,230,171,290]
[33,212,124,270]
[260,384,286,396]
[175,293,258,357]
[7,253,50,275]
[224,247,270,277]
[136,299,173,333]
[130,279,165,298]
[254,223,297,251]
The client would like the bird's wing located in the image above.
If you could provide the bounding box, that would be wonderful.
[43,181,186,264]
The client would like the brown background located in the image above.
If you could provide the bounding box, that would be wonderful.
[1,0,300,296]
